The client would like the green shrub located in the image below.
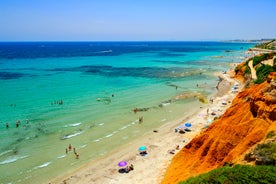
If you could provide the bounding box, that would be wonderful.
[244,65,251,74]
[254,142,276,165]
[245,59,250,65]
[180,165,276,184]
[266,131,276,139]
[254,65,274,84]
[252,54,270,66]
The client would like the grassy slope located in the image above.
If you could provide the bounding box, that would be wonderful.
[181,165,276,184]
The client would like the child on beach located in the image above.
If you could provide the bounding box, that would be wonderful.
[130,164,134,170]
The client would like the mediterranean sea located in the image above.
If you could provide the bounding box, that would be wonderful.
[0,41,254,184]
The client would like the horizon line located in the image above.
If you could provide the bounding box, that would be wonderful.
[0,39,264,43]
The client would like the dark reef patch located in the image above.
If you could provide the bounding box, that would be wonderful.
[48,65,198,79]
[0,72,25,79]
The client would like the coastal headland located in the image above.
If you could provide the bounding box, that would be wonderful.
[162,52,276,183]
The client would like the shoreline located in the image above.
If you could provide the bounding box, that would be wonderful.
[50,70,242,184]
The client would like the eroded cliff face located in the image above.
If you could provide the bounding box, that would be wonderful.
[162,73,276,184]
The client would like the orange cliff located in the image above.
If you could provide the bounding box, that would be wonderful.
[162,72,276,184]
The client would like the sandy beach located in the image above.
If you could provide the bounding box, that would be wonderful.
[50,71,242,184]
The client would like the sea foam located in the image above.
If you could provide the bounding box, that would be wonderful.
[33,162,51,169]
[64,122,82,127]
[0,155,28,165]
[61,131,83,140]
[0,150,13,157]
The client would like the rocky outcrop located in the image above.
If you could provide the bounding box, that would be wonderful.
[161,73,276,184]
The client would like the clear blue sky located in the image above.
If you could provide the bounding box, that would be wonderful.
[1,0,275,41]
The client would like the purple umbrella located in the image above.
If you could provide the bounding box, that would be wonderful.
[118,161,127,167]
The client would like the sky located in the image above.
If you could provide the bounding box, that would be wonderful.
[0,0,276,41]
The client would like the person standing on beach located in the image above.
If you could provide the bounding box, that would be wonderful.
[139,116,143,124]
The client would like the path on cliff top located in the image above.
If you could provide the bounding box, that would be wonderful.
[248,55,275,80]
[248,60,257,80]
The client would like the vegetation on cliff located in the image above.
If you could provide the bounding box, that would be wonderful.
[244,132,276,166]
[235,52,276,84]
[255,39,276,50]
[181,133,276,184]
[255,63,275,84]
[181,165,276,184]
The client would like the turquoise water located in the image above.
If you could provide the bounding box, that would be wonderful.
[0,42,254,184]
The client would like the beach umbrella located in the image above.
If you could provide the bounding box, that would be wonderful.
[207,119,213,123]
[185,123,192,127]
[138,145,147,152]
[118,161,128,167]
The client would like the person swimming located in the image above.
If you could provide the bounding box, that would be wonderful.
[16,120,21,128]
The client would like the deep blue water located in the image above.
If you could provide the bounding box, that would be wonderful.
[0,41,245,59]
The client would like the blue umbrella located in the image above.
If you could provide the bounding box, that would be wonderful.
[185,123,192,127]
[207,119,213,123]
[118,161,127,167]
[138,146,147,151]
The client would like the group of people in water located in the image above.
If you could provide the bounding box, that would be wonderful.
[51,99,63,105]
[5,119,29,129]
[66,144,79,159]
